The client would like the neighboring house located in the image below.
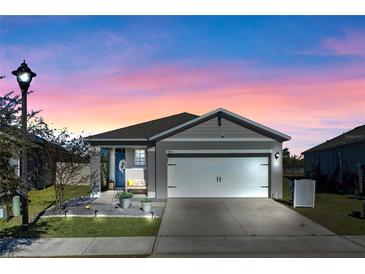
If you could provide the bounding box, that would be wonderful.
[7,133,57,189]
[85,108,291,199]
[303,125,365,193]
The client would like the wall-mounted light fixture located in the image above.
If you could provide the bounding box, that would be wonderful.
[274,152,280,159]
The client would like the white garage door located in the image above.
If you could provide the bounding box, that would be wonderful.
[168,156,269,198]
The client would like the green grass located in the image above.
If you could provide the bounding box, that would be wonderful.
[1,186,161,238]
[282,177,365,235]
[0,217,161,238]
[0,185,90,234]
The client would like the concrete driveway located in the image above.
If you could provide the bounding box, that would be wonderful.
[152,198,365,257]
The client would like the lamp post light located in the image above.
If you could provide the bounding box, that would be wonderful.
[12,60,37,227]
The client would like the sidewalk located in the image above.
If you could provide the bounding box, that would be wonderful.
[152,235,365,257]
[1,235,365,257]
[0,237,155,257]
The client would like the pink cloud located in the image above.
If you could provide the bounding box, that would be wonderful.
[2,59,365,155]
[321,31,365,57]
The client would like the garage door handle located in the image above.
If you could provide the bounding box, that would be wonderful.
[168,186,177,188]
[260,186,269,188]
[261,164,269,166]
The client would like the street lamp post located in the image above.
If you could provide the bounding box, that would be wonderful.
[12,61,36,227]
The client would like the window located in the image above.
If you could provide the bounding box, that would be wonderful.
[134,149,146,166]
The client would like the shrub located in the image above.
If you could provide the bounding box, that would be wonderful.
[117,192,133,199]
[142,198,152,203]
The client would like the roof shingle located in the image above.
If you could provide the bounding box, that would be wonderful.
[86,112,199,140]
[303,125,365,154]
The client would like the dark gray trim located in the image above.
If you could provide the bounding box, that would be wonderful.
[155,144,157,197]
[268,154,272,197]
[87,140,155,147]
[168,153,270,158]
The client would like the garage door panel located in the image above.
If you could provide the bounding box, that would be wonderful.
[168,156,269,198]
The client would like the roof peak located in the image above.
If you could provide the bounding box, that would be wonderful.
[85,108,291,142]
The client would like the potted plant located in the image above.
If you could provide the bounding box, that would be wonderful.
[108,180,115,190]
[117,192,133,209]
[141,198,152,214]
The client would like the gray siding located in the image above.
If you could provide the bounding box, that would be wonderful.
[125,147,147,179]
[155,140,283,199]
[304,142,365,178]
[168,117,268,139]
[125,148,148,168]
[125,148,134,168]
[147,149,156,197]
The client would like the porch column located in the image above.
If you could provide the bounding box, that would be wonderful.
[109,147,116,182]
[90,147,101,198]
[147,147,156,198]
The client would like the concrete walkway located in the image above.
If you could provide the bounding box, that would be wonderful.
[152,198,365,257]
[42,191,166,218]
[1,235,364,258]
[2,198,365,258]
[0,237,155,257]
[157,198,334,237]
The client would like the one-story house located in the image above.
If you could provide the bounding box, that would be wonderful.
[10,133,59,189]
[85,108,291,199]
[303,125,365,193]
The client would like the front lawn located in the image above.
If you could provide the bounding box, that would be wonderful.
[0,217,161,238]
[1,186,161,238]
[282,178,365,235]
[0,185,90,233]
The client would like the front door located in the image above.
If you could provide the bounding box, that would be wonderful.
[115,149,126,188]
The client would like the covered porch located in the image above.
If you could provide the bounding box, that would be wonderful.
[90,145,151,198]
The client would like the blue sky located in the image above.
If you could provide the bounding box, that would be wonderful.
[1,16,365,154]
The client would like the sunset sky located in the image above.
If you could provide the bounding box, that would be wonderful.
[1,16,365,154]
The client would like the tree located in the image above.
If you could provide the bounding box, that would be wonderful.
[0,136,20,205]
[283,147,290,160]
[1,91,92,212]
[282,147,304,168]
[0,92,24,205]
[51,131,91,212]
[1,91,43,206]
[32,120,92,211]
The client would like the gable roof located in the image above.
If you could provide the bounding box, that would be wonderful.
[303,125,365,154]
[150,108,291,142]
[0,125,62,149]
[85,112,199,140]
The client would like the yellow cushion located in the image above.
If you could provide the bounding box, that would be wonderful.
[127,179,135,187]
